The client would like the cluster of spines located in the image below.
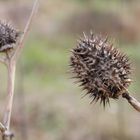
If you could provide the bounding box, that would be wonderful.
[70,32,131,106]
[0,21,20,52]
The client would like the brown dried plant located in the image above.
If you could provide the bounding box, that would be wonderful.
[0,0,38,139]
[70,32,140,112]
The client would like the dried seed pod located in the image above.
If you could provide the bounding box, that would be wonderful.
[70,32,131,106]
[0,21,20,52]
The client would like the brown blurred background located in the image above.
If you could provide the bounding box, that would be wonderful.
[0,0,140,140]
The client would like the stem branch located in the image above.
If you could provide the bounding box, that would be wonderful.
[0,0,38,139]
[122,93,140,112]
[2,60,16,140]
[3,60,16,130]
[12,0,38,60]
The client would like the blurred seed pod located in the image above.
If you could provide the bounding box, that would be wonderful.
[70,32,131,106]
[0,21,20,52]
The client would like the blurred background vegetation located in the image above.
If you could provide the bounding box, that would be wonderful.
[0,0,140,140]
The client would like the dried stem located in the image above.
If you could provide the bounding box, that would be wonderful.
[0,122,6,132]
[12,0,38,61]
[2,60,16,140]
[0,0,38,139]
[122,92,140,112]
[3,60,16,130]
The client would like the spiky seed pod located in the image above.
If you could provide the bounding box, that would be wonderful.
[0,21,20,52]
[70,32,131,106]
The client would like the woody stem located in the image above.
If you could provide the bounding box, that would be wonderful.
[122,92,140,112]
